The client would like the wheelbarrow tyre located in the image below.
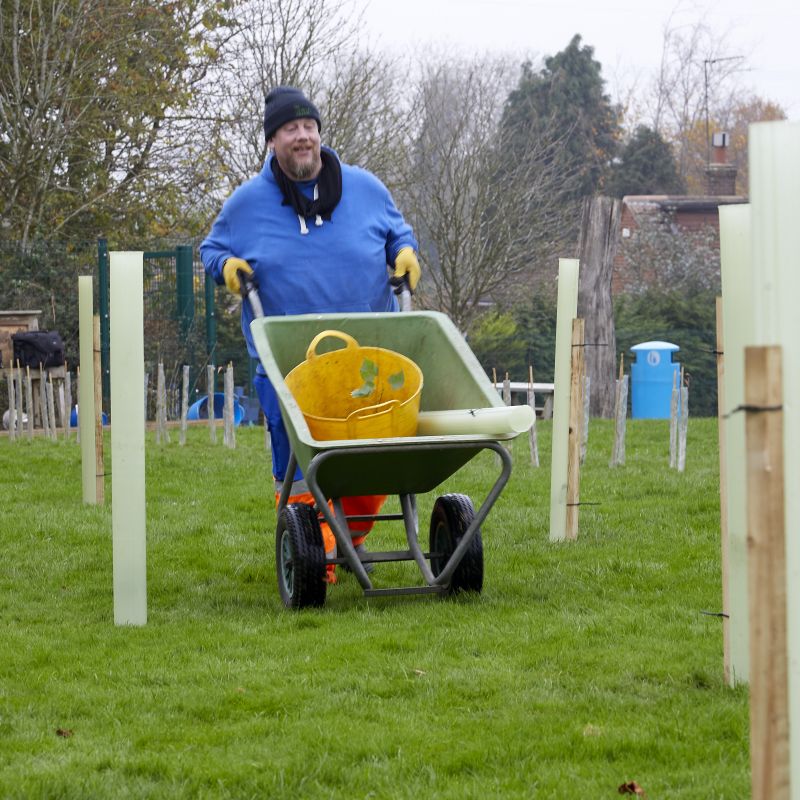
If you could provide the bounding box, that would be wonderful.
[429,494,483,595]
[276,503,327,609]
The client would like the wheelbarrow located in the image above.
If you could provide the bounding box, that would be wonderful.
[250,308,518,609]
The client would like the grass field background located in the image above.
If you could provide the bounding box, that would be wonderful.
[0,419,749,798]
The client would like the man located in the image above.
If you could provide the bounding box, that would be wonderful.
[200,86,421,582]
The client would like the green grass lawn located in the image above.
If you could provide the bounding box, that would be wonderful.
[0,419,749,799]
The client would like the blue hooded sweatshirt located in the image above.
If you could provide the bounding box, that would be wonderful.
[200,147,418,358]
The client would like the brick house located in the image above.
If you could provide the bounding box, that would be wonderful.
[613,136,747,294]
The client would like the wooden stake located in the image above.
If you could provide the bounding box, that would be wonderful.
[64,368,72,441]
[156,361,170,444]
[566,318,585,541]
[207,365,216,444]
[610,354,625,467]
[46,373,57,441]
[581,374,590,464]
[224,362,236,449]
[502,372,511,453]
[527,365,539,467]
[93,316,104,504]
[25,365,34,440]
[669,368,678,468]
[715,296,732,685]
[6,370,16,441]
[16,361,24,437]
[58,380,66,437]
[677,369,688,472]
[179,365,189,446]
[39,364,49,439]
[744,345,790,800]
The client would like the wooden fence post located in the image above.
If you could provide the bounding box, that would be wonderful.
[16,362,24,437]
[6,371,16,441]
[744,345,790,800]
[566,318,585,541]
[677,366,688,472]
[207,365,216,444]
[25,366,34,440]
[669,369,678,468]
[224,362,235,449]
[527,365,539,467]
[179,365,189,446]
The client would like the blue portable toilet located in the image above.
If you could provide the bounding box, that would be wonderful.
[630,341,680,419]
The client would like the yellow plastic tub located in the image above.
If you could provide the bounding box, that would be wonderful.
[284,330,423,440]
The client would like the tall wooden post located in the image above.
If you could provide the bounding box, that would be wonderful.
[745,346,789,800]
[566,318,585,541]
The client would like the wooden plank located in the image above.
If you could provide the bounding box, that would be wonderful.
[566,318,585,541]
[744,345,790,800]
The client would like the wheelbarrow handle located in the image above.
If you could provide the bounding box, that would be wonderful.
[238,268,264,319]
[390,274,413,312]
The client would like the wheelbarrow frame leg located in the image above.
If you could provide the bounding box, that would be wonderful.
[292,439,513,594]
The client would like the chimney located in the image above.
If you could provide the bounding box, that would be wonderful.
[705,131,737,195]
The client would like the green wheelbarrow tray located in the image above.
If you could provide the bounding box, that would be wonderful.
[250,311,516,600]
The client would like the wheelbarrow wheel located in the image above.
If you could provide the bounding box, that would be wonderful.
[276,503,327,609]
[429,494,483,594]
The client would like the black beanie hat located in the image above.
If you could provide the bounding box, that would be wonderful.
[263,86,322,141]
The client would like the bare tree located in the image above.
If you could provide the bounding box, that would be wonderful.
[188,0,410,221]
[639,16,746,186]
[398,55,580,332]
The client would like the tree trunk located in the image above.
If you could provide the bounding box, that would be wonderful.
[577,196,621,418]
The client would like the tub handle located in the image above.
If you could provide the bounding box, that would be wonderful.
[306,330,359,361]
[345,399,399,438]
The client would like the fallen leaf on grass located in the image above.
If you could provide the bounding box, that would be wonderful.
[56,728,73,738]
[618,781,647,797]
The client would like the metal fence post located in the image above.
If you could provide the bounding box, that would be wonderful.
[97,237,110,413]
[204,271,216,365]
[175,245,194,337]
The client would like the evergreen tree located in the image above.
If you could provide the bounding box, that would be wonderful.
[607,126,685,197]
[501,34,621,202]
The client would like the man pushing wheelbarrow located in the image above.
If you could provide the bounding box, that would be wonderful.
[200,86,422,585]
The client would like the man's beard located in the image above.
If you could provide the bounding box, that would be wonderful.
[287,150,321,180]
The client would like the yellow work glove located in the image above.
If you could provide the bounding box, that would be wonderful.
[392,247,421,292]
[222,257,253,295]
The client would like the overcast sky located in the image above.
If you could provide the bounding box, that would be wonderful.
[359,0,799,119]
